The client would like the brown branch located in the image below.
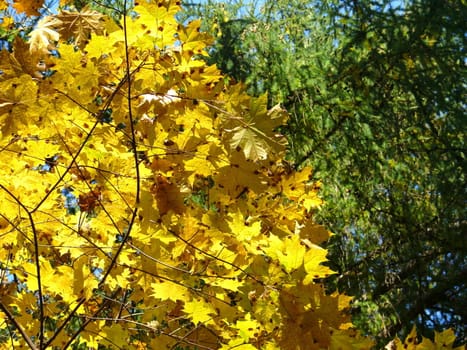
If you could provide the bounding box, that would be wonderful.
[44,297,85,348]
[0,301,37,350]
[96,0,145,288]
[0,184,44,348]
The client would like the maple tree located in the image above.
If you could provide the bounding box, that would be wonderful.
[0,1,463,349]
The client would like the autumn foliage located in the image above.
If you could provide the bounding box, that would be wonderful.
[0,1,463,349]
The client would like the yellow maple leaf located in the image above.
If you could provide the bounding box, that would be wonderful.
[298,220,332,245]
[13,0,44,16]
[124,3,179,50]
[268,234,306,273]
[184,298,216,325]
[0,36,45,79]
[177,19,213,54]
[20,260,49,292]
[330,328,374,350]
[184,142,226,185]
[0,74,38,136]
[388,327,465,350]
[101,324,130,348]
[228,210,262,242]
[211,275,243,292]
[386,327,418,350]
[280,166,313,200]
[303,245,336,284]
[72,256,99,300]
[211,150,269,200]
[230,126,269,161]
[223,94,288,161]
[73,322,102,349]
[433,329,461,349]
[151,281,189,302]
[301,190,323,211]
[235,314,263,342]
[54,265,76,304]
[221,339,259,350]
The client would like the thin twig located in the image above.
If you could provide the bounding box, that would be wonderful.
[0,301,38,350]
[0,184,44,348]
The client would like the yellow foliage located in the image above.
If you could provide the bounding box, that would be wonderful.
[13,0,44,16]
[387,327,464,350]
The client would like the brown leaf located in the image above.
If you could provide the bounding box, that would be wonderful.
[79,189,102,213]
[151,174,185,215]
[0,37,45,79]
[56,7,105,48]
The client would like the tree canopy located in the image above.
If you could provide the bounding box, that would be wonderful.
[0,0,465,349]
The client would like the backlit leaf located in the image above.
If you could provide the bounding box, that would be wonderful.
[13,0,44,16]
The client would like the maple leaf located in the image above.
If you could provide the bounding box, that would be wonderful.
[303,244,336,283]
[183,141,227,185]
[184,298,216,325]
[101,324,130,348]
[330,329,374,350]
[433,329,459,349]
[55,8,105,48]
[221,339,258,350]
[124,3,180,50]
[235,314,263,342]
[230,126,269,161]
[151,174,186,215]
[0,37,47,79]
[280,235,307,273]
[280,166,312,200]
[78,189,102,213]
[298,220,332,245]
[28,16,61,54]
[50,42,100,103]
[137,89,181,111]
[0,74,38,136]
[228,210,262,242]
[13,0,44,16]
[151,281,189,302]
[211,150,269,200]
[177,19,214,54]
[223,93,288,161]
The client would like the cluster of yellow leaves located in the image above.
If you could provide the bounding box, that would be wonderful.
[0,1,463,350]
[386,327,464,350]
